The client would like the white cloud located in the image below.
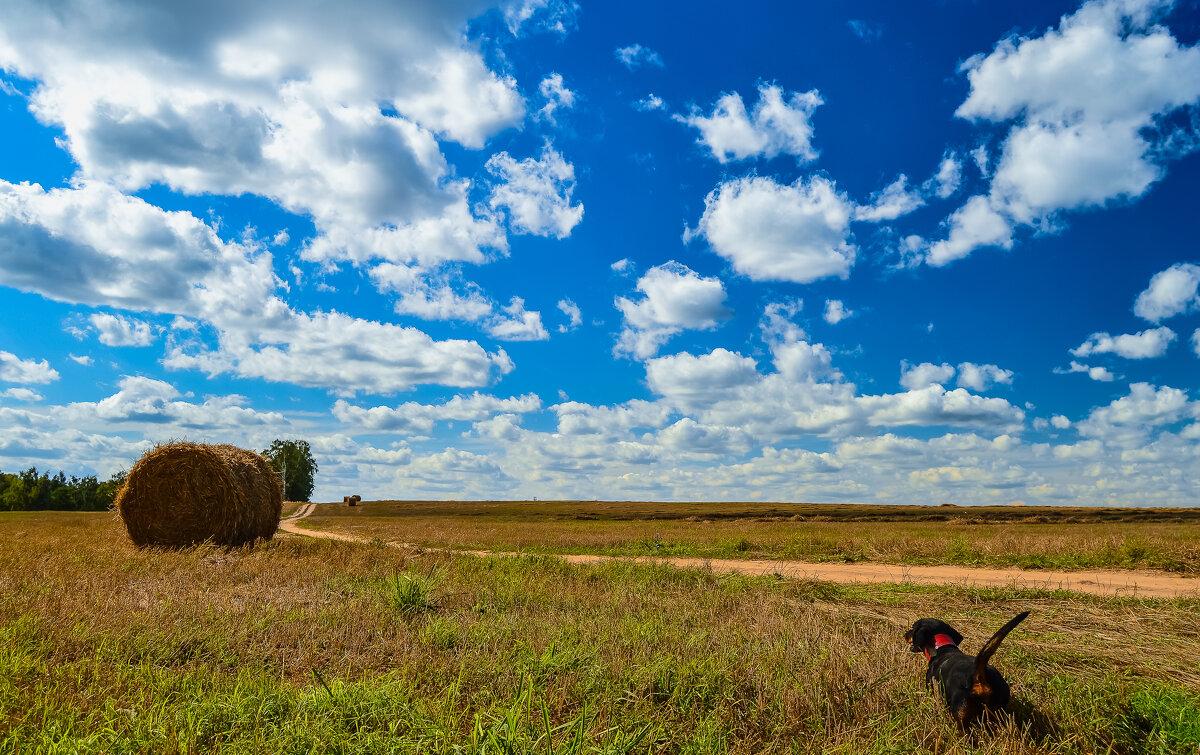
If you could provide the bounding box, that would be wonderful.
[1071,326,1176,359]
[689,175,856,283]
[1194,328,1200,357]
[68,354,93,366]
[956,362,1014,392]
[1077,381,1196,438]
[557,299,582,332]
[0,1,528,273]
[1051,414,1071,429]
[900,362,956,390]
[611,258,634,274]
[90,312,154,346]
[1060,360,1116,381]
[823,299,852,325]
[634,94,666,112]
[614,44,663,70]
[932,0,1200,263]
[927,195,1012,266]
[165,310,515,395]
[0,181,512,395]
[1134,262,1200,322]
[536,73,575,124]
[645,349,761,405]
[0,350,58,384]
[333,392,542,433]
[487,297,549,341]
[925,153,962,199]
[1,387,42,402]
[615,262,731,359]
[854,174,925,222]
[369,264,494,323]
[60,375,286,430]
[487,144,584,239]
[677,84,823,163]
[502,0,579,37]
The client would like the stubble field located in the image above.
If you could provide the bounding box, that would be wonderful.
[2,504,1198,753]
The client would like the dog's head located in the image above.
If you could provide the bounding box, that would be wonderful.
[905,618,964,654]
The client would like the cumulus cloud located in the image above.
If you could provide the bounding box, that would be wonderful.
[536,73,575,124]
[1134,262,1200,322]
[677,84,823,163]
[0,387,42,402]
[0,181,512,394]
[1077,381,1197,439]
[0,0,531,274]
[487,144,584,239]
[925,153,963,199]
[370,264,494,323]
[688,175,856,283]
[854,174,925,222]
[1071,326,1177,359]
[0,350,58,384]
[957,362,1014,392]
[60,375,286,429]
[823,299,852,325]
[927,195,1012,266]
[557,299,582,332]
[1059,360,1116,381]
[634,94,666,112]
[930,0,1200,263]
[900,362,956,390]
[614,44,663,69]
[333,392,542,433]
[487,297,549,341]
[901,361,1012,392]
[90,312,154,346]
[614,262,731,359]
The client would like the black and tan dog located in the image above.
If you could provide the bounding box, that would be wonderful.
[905,611,1030,727]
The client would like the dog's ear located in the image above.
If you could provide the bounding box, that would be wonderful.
[906,619,934,653]
[946,626,964,646]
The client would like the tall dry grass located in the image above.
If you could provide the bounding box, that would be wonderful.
[1,510,1197,753]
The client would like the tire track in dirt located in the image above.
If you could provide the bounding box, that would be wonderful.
[277,505,1200,599]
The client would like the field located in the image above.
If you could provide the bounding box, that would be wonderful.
[2,505,1199,754]
[300,500,1200,574]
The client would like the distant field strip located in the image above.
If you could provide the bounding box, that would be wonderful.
[280,504,1200,599]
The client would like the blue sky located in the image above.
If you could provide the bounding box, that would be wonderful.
[1,0,1199,505]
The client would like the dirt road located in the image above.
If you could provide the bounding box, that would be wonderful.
[277,505,1200,599]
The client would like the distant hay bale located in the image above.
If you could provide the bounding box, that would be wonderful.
[349,494,361,506]
[115,442,283,548]
[343,496,350,504]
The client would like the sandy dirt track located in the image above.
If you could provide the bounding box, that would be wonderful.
[278,504,1200,599]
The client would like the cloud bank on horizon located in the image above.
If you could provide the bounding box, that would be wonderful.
[0,0,1198,505]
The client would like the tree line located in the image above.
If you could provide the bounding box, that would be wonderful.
[0,439,319,511]
[0,467,127,511]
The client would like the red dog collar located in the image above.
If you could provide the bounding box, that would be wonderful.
[923,633,958,660]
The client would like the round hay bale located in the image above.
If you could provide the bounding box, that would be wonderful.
[116,441,283,548]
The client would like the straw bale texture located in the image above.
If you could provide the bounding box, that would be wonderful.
[116,442,283,548]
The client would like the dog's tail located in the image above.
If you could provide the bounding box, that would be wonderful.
[972,610,1030,686]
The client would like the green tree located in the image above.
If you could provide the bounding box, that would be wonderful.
[262,439,317,502]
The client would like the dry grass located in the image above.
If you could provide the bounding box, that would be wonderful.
[2,510,1199,753]
[302,500,1200,574]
